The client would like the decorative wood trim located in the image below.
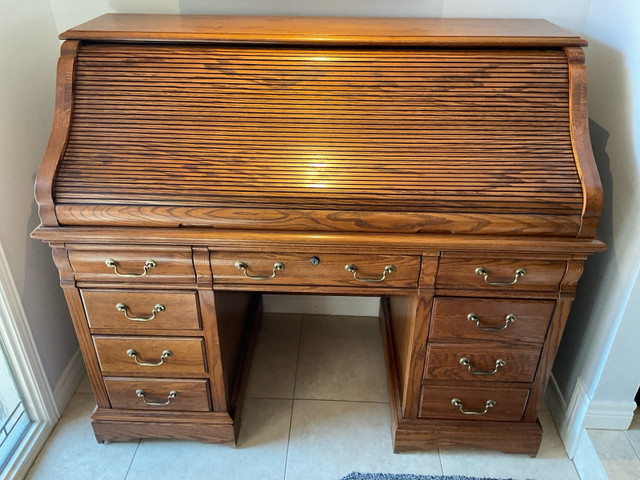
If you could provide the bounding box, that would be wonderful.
[565,47,603,238]
[35,40,79,227]
[32,227,607,256]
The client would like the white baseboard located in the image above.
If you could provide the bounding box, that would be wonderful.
[545,374,591,458]
[53,348,86,413]
[585,400,637,430]
[263,294,381,316]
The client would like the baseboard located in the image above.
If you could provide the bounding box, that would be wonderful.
[585,400,637,430]
[53,348,86,413]
[545,374,591,458]
[262,294,380,316]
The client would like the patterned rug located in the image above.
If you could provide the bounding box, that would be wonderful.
[340,474,524,480]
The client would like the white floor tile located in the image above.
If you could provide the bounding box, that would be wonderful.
[245,313,302,399]
[285,399,442,480]
[589,429,640,480]
[295,315,389,402]
[626,418,640,459]
[76,373,93,394]
[26,393,138,480]
[124,398,291,480]
[439,410,580,480]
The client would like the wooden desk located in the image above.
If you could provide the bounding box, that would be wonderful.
[33,15,604,454]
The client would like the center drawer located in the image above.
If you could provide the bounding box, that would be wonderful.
[93,336,207,376]
[210,252,420,287]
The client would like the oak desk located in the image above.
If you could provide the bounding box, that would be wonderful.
[33,15,604,454]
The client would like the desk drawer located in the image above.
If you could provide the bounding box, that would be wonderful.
[211,252,420,288]
[419,385,529,421]
[424,344,541,382]
[104,377,211,412]
[430,297,554,344]
[436,257,566,292]
[94,336,207,376]
[82,290,201,331]
[69,246,195,283]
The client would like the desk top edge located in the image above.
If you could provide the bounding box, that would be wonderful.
[60,14,587,47]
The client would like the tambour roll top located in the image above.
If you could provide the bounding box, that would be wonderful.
[37,15,601,237]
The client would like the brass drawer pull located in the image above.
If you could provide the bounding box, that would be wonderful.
[474,266,527,286]
[459,357,506,375]
[234,261,284,280]
[344,264,396,283]
[136,389,178,406]
[467,313,517,331]
[126,348,172,366]
[451,398,496,415]
[105,259,156,278]
[116,303,165,322]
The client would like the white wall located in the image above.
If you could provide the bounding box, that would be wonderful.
[0,0,78,387]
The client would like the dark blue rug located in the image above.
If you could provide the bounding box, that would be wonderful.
[340,474,524,480]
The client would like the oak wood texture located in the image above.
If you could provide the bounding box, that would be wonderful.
[60,15,587,47]
[429,297,555,344]
[424,343,542,382]
[93,336,207,376]
[68,246,195,283]
[436,257,567,292]
[211,252,420,288]
[104,377,211,412]
[418,385,530,421]
[81,289,201,331]
[32,15,604,453]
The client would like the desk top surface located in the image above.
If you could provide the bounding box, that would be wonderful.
[60,15,586,47]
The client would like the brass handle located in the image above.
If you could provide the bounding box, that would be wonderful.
[116,303,165,322]
[451,398,496,416]
[234,261,284,280]
[459,357,506,376]
[344,264,396,283]
[474,267,527,286]
[127,349,172,367]
[467,313,517,332]
[136,389,178,406]
[105,259,156,278]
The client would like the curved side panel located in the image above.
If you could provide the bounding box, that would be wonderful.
[34,40,80,227]
[565,47,603,238]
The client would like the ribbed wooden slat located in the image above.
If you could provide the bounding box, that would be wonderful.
[54,44,581,215]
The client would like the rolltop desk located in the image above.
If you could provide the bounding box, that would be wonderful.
[33,15,604,454]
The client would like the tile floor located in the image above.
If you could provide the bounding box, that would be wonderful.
[587,412,640,479]
[23,313,618,480]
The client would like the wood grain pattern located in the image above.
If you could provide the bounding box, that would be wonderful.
[104,377,211,412]
[35,40,79,227]
[93,336,207,376]
[418,385,529,421]
[81,289,201,331]
[424,343,541,382]
[436,257,567,292]
[68,245,195,283]
[429,297,554,344]
[60,15,587,47]
[211,252,420,288]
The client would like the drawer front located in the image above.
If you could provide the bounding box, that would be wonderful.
[424,344,541,382]
[82,290,201,331]
[69,246,195,283]
[211,252,420,288]
[430,297,554,344]
[436,257,566,292]
[94,336,207,376]
[419,386,529,421]
[104,377,211,412]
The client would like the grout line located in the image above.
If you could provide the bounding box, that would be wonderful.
[123,439,141,480]
[293,398,390,405]
[283,314,305,480]
[625,430,640,462]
